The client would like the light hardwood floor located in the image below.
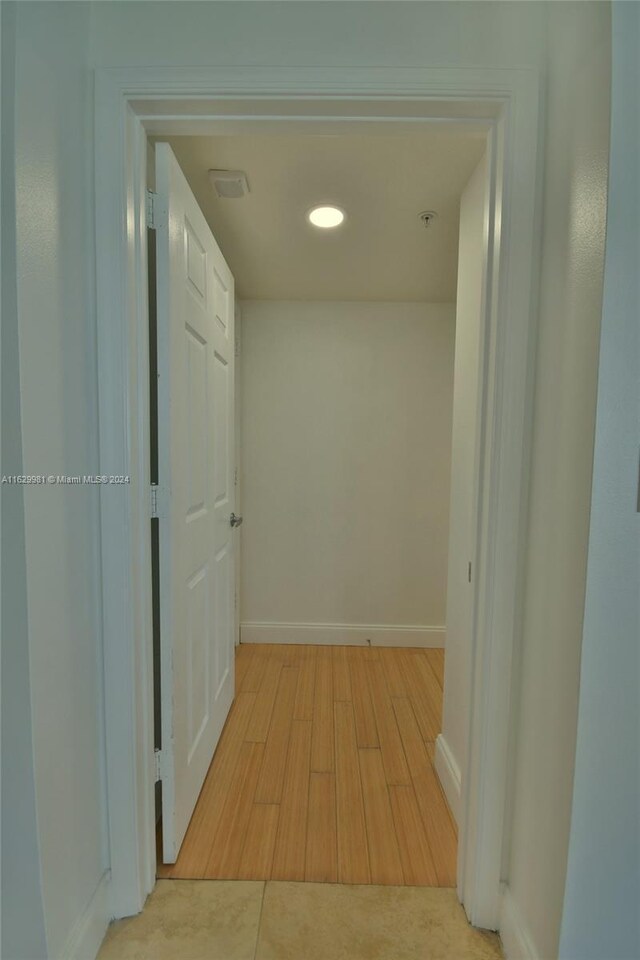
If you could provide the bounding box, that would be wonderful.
[157,643,457,886]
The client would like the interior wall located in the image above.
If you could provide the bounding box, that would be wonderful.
[504,5,611,958]
[0,4,48,957]
[90,1,548,72]
[12,2,109,957]
[240,300,454,641]
[438,150,487,817]
[558,5,639,958]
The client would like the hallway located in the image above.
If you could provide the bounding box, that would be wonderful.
[157,644,457,885]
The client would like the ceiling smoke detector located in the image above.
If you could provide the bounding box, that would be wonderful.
[208,169,250,199]
[418,210,438,228]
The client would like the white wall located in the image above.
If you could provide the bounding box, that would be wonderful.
[11,3,109,958]
[558,5,639,958]
[240,300,454,642]
[90,1,547,72]
[438,151,487,817]
[1,4,48,957]
[504,5,611,958]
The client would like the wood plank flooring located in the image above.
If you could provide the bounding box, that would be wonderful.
[157,644,457,886]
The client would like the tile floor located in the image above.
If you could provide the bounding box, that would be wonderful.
[98,879,503,960]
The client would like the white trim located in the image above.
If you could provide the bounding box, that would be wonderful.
[95,96,155,918]
[434,734,462,825]
[457,76,542,930]
[58,872,110,960]
[240,622,445,648]
[95,65,542,929]
[499,886,539,960]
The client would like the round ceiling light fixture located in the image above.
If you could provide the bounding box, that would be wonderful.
[307,205,346,229]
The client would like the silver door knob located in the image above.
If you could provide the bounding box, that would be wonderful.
[230,513,243,528]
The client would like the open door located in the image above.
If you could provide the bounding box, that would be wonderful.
[155,142,237,862]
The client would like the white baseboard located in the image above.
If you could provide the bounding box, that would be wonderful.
[499,886,539,960]
[434,734,461,824]
[60,871,110,960]
[240,621,445,648]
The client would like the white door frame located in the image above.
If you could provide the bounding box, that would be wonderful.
[94,65,542,927]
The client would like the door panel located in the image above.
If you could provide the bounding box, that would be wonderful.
[155,142,236,863]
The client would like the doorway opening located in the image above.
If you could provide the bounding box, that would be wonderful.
[148,129,488,888]
[95,68,541,930]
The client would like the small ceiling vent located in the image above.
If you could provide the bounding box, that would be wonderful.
[208,169,250,199]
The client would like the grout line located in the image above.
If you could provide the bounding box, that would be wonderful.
[254,881,267,960]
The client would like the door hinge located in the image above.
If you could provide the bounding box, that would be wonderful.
[150,483,159,519]
[146,189,158,230]
[154,748,163,783]
[468,561,472,583]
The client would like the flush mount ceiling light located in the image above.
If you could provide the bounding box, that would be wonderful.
[307,205,346,229]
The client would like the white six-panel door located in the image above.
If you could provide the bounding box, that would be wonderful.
[155,142,236,862]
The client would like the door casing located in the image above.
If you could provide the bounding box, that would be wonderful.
[94,65,543,929]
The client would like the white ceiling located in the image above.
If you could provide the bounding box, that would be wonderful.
[158,131,486,302]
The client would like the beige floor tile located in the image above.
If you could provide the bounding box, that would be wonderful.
[255,882,503,960]
[97,879,264,960]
